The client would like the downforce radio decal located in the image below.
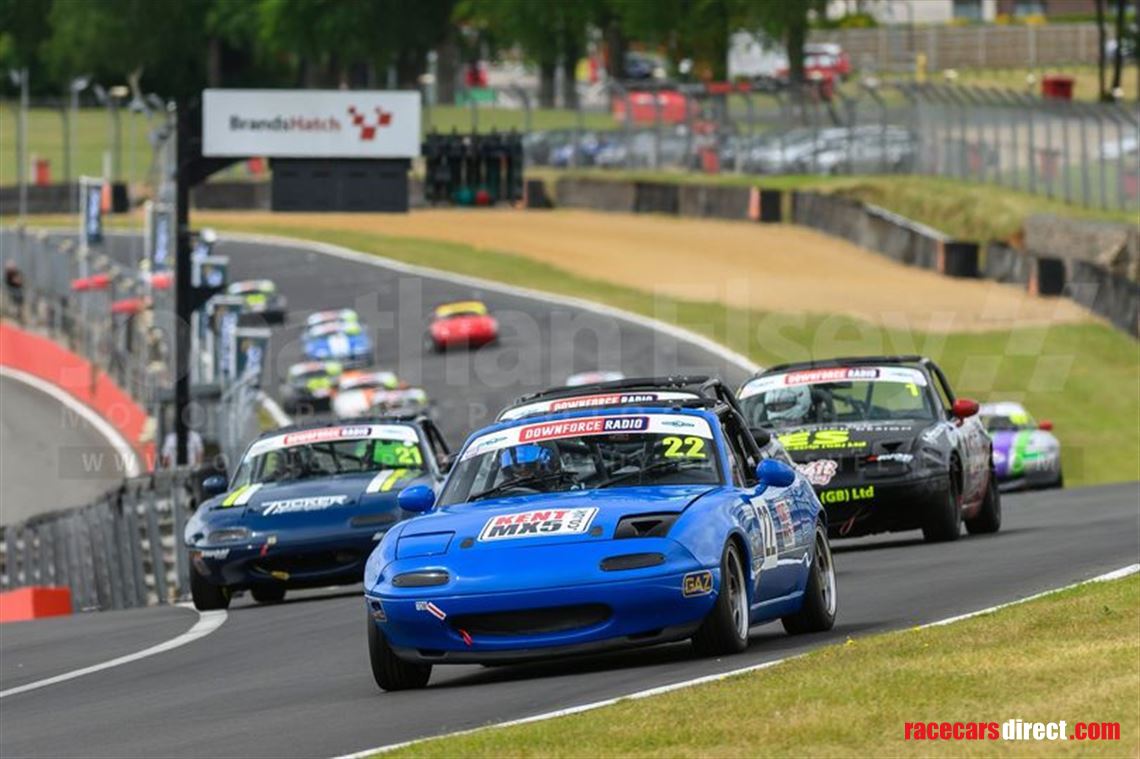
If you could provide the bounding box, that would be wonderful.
[478,508,599,541]
[462,414,714,461]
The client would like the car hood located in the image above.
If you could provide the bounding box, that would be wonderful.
[401,484,716,549]
[221,471,424,527]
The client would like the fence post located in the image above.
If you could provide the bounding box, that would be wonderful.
[145,484,168,604]
[1061,101,1072,204]
[1078,105,1090,209]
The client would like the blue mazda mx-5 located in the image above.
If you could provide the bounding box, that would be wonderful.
[185,417,452,610]
[362,378,837,690]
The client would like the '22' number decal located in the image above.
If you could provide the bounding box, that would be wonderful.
[662,436,706,459]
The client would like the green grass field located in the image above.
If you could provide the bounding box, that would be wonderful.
[184,215,1140,489]
[385,574,1139,758]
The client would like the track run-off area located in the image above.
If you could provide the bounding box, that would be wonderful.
[0,232,1136,758]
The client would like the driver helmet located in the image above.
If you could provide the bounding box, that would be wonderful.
[500,444,555,480]
[765,386,811,423]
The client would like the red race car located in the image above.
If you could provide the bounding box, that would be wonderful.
[427,300,499,352]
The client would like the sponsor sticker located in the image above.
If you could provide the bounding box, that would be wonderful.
[520,416,649,443]
[739,366,928,399]
[197,548,230,560]
[415,600,447,620]
[463,414,714,461]
[682,570,713,597]
[780,429,867,452]
[478,507,599,541]
[260,494,350,515]
[819,485,876,505]
[797,459,839,486]
[873,453,914,464]
[247,424,418,458]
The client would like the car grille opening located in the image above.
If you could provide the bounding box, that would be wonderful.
[450,604,611,637]
[600,552,665,571]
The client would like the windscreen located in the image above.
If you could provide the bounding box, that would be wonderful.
[980,407,1035,432]
[233,426,424,486]
[739,367,937,428]
[438,413,722,506]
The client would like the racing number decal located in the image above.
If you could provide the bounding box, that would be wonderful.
[744,501,779,571]
[661,436,706,459]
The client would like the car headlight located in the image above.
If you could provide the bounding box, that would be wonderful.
[363,558,382,591]
[206,527,252,545]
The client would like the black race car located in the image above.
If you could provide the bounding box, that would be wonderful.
[738,356,1000,543]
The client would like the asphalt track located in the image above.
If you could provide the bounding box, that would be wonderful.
[1,232,1136,758]
[0,373,126,523]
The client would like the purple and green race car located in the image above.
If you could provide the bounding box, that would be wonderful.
[979,402,1063,491]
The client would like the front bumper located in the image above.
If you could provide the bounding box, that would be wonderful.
[819,472,948,537]
[189,530,384,590]
[368,566,717,663]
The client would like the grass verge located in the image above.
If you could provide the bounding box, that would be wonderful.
[526,169,1139,242]
[186,215,1140,488]
[383,574,1140,758]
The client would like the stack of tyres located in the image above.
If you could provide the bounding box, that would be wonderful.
[422,131,524,206]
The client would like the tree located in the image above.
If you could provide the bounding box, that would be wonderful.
[0,0,53,93]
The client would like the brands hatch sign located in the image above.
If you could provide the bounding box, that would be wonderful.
[202,89,421,159]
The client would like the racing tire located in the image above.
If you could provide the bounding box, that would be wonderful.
[781,524,837,635]
[251,585,287,604]
[965,468,1002,535]
[190,570,231,611]
[368,618,432,691]
[691,541,750,657]
[922,467,962,543]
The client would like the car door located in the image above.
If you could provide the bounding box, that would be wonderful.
[721,413,798,604]
[928,363,989,506]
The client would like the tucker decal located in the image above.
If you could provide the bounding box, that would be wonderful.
[260,494,350,515]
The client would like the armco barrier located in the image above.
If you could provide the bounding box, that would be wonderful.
[633,181,680,215]
[984,241,1033,285]
[1024,213,1140,281]
[192,180,271,211]
[0,469,198,610]
[554,177,636,213]
[1065,260,1140,336]
[679,184,751,220]
[0,182,128,214]
[0,321,153,466]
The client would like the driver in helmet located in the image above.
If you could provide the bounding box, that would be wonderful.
[499,443,558,483]
[764,385,812,425]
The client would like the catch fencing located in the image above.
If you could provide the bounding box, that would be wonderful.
[517,81,1139,214]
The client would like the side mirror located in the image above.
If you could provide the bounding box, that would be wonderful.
[951,398,979,419]
[749,427,772,448]
[201,475,228,498]
[754,458,796,491]
[1038,420,1054,431]
[398,484,436,514]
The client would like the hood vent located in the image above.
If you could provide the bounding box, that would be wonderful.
[614,512,680,538]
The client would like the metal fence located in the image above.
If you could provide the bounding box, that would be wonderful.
[0,469,197,609]
[518,82,1140,214]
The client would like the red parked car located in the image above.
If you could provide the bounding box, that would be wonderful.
[427,300,499,352]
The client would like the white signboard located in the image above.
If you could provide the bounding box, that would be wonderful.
[202,89,421,159]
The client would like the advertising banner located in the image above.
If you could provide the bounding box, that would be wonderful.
[203,89,421,159]
[79,176,104,246]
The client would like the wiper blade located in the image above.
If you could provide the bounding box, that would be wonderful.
[469,471,577,502]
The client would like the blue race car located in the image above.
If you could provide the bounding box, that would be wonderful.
[303,320,373,367]
[363,377,837,690]
[185,417,453,610]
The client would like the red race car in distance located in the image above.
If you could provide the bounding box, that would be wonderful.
[427,300,499,352]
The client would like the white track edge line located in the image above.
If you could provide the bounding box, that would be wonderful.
[222,231,761,376]
[0,606,227,698]
[0,364,141,478]
[335,564,1140,758]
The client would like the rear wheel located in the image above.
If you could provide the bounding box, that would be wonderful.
[691,541,750,657]
[368,618,432,691]
[922,466,962,543]
[251,585,286,604]
[190,570,230,611]
[782,524,837,634]
[965,468,1002,535]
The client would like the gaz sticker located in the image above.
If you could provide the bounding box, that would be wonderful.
[682,570,713,597]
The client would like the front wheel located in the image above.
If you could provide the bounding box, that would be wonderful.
[368,618,432,691]
[782,524,837,634]
[190,570,231,611]
[922,469,962,543]
[691,541,750,657]
[965,468,1002,535]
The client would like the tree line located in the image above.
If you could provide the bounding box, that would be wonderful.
[0,0,823,104]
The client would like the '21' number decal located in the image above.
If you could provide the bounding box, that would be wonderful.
[661,436,706,459]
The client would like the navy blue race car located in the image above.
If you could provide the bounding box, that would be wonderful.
[185,417,452,610]
[362,378,836,690]
[303,320,373,367]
